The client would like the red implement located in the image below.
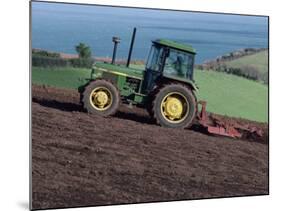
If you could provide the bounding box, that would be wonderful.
[197,101,262,139]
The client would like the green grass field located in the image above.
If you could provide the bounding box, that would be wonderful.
[194,70,268,122]
[224,50,268,74]
[32,67,91,89]
[32,66,268,122]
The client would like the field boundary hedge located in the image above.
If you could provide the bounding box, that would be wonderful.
[32,55,94,68]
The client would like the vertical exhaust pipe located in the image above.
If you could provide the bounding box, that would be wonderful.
[126,27,136,67]
[112,37,120,64]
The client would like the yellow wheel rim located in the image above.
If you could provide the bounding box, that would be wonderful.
[160,92,189,123]
[89,86,113,111]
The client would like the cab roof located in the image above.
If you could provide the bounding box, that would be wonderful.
[153,39,196,54]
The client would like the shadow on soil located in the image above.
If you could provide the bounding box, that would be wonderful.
[31,97,217,137]
[32,98,83,112]
[32,97,155,124]
[114,111,155,125]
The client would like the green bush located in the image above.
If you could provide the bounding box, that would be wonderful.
[260,72,269,85]
[242,65,259,81]
[32,55,68,67]
[207,63,268,84]
[69,58,94,68]
[75,43,92,59]
[32,49,60,58]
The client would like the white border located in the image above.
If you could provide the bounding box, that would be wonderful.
[1,0,280,211]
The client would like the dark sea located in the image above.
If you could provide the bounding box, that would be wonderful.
[31,2,268,64]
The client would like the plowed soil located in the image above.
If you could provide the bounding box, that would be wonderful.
[32,85,269,210]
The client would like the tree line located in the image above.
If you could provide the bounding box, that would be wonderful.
[32,43,94,68]
[196,63,268,85]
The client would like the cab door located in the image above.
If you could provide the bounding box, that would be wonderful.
[142,45,166,94]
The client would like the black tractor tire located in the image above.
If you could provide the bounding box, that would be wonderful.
[82,80,120,116]
[146,90,157,118]
[152,84,196,128]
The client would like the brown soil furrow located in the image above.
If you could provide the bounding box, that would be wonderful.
[31,85,268,210]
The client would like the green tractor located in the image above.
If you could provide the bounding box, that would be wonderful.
[80,28,198,128]
[80,28,263,138]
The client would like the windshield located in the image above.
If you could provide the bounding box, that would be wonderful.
[163,49,194,80]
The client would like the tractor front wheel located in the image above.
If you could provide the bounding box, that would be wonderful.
[82,80,120,116]
[152,84,196,128]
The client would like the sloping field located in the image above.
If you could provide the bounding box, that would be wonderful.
[32,85,268,210]
[194,70,268,122]
[224,50,268,74]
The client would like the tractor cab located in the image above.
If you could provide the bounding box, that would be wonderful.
[143,39,196,93]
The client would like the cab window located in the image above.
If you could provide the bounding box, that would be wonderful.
[163,49,194,79]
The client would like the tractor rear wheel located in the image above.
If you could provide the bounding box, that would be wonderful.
[152,84,196,128]
[82,80,120,116]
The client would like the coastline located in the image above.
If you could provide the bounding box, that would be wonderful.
[33,47,268,66]
[32,48,145,65]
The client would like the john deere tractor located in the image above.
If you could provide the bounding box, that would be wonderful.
[80,28,198,128]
